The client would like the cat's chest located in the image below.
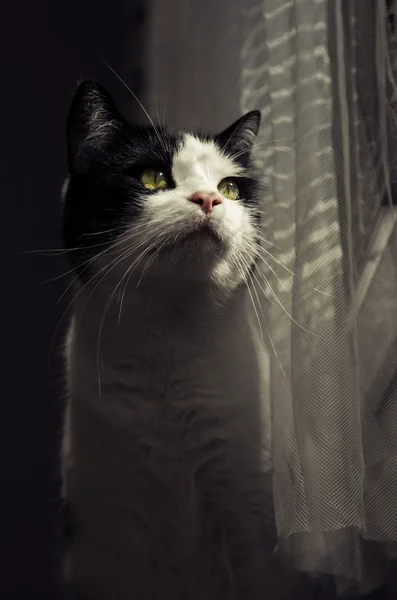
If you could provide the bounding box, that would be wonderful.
[67,286,265,476]
[70,297,257,407]
[67,305,263,473]
[71,337,255,447]
[73,324,235,404]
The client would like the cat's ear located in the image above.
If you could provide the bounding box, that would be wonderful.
[215,111,261,158]
[67,80,123,173]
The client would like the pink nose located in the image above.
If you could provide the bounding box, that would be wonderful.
[189,191,222,214]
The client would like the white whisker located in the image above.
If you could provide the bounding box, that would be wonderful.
[99,57,170,159]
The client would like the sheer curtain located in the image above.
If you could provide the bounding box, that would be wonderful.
[146,0,397,595]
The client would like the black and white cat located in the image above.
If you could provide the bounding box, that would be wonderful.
[61,81,291,600]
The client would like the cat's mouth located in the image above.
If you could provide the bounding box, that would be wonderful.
[182,221,221,241]
[147,221,224,257]
[172,221,224,250]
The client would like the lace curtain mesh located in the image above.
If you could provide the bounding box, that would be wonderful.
[146,0,397,594]
[240,0,397,594]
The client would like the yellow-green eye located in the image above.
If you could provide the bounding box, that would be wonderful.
[218,178,240,200]
[140,169,169,191]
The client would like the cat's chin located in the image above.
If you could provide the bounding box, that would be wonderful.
[154,222,227,260]
[134,227,235,288]
[176,222,223,249]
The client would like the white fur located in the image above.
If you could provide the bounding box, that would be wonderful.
[62,135,287,599]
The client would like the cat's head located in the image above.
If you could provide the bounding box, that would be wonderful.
[63,81,262,296]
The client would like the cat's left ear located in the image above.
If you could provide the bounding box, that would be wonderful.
[215,110,261,158]
[67,80,124,173]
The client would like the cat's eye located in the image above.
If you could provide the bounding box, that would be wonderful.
[140,169,169,191]
[217,178,240,201]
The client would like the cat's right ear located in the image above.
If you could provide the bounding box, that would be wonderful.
[67,80,123,174]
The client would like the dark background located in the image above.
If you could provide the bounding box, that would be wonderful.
[2,1,397,598]
[2,1,146,596]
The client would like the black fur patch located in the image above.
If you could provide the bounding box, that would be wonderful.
[63,82,180,279]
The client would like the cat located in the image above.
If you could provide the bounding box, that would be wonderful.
[61,80,295,600]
